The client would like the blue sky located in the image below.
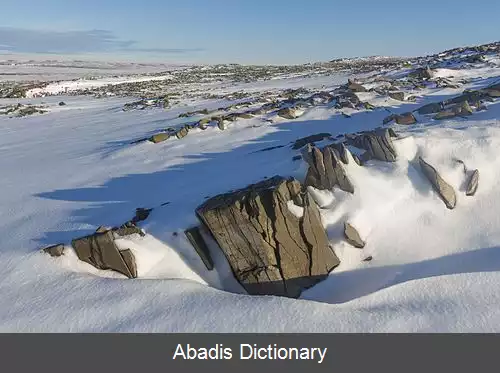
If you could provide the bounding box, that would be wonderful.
[0,0,498,64]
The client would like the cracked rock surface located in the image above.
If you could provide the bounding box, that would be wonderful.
[195,176,340,298]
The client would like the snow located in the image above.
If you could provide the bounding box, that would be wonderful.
[1,55,500,332]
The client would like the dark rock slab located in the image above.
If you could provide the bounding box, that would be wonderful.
[119,249,137,278]
[71,231,137,278]
[346,129,397,162]
[344,222,365,248]
[419,157,457,209]
[184,226,214,270]
[150,132,170,143]
[389,92,405,101]
[195,176,340,298]
[395,112,417,125]
[416,102,444,115]
[176,127,189,139]
[292,133,331,150]
[466,169,479,196]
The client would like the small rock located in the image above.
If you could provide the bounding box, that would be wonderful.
[176,126,189,139]
[150,132,170,143]
[416,102,443,115]
[362,255,373,262]
[395,112,417,125]
[466,169,479,196]
[389,92,405,101]
[58,101,66,106]
[344,222,365,248]
[43,244,65,257]
[292,133,331,150]
[184,226,214,271]
[95,226,110,233]
[419,157,457,209]
[292,155,302,161]
[277,107,301,120]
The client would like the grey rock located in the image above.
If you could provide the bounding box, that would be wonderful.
[43,244,65,257]
[419,157,457,209]
[185,226,214,270]
[395,112,417,125]
[389,92,405,101]
[292,133,332,150]
[176,126,189,139]
[344,222,365,248]
[466,169,479,196]
[417,102,444,115]
[195,176,340,298]
[71,231,137,278]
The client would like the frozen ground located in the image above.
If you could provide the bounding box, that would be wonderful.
[1,50,500,332]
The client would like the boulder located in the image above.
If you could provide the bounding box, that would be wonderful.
[43,244,65,257]
[184,226,214,270]
[465,169,479,196]
[419,157,457,209]
[195,176,340,298]
[388,92,405,101]
[71,231,137,278]
[292,133,332,150]
[344,223,365,248]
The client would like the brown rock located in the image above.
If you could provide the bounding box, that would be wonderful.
[43,244,65,257]
[344,222,365,248]
[395,112,417,125]
[71,231,137,278]
[419,157,457,209]
[150,132,170,143]
[184,226,214,270]
[389,92,405,101]
[176,127,189,139]
[195,176,340,298]
[466,169,479,196]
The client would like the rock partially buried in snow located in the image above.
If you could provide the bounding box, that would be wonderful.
[395,112,417,125]
[466,169,479,196]
[150,132,170,143]
[71,231,138,278]
[388,92,405,101]
[43,244,65,257]
[195,176,340,298]
[433,101,474,120]
[176,126,189,139]
[346,129,397,162]
[344,222,365,248]
[277,107,303,120]
[416,102,444,115]
[292,133,332,150]
[304,145,354,193]
[418,157,457,209]
[184,226,214,271]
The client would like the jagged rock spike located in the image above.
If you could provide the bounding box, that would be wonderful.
[419,157,457,209]
[466,169,479,196]
[344,222,365,248]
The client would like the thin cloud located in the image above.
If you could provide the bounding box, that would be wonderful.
[0,27,203,55]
